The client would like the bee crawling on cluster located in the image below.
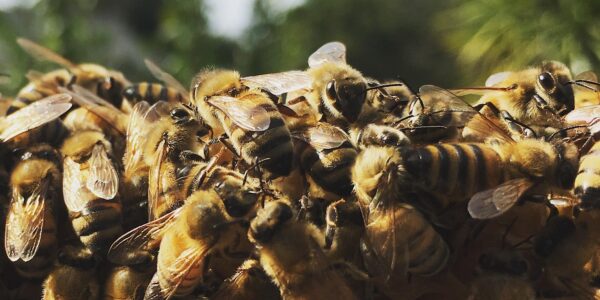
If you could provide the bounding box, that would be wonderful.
[1,38,600,300]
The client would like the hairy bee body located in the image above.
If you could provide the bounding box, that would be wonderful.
[299,139,357,199]
[8,144,62,279]
[104,264,154,300]
[122,82,184,104]
[249,200,358,300]
[42,246,99,300]
[212,259,281,300]
[61,130,122,254]
[193,69,294,178]
[575,141,600,209]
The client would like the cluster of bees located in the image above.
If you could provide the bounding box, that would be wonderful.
[0,38,599,300]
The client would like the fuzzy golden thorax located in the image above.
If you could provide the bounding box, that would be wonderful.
[191,69,242,100]
[61,130,111,163]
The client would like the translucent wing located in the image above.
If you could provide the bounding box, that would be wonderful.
[63,157,88,213]
[308,41,347,68]
[468,178,534,220]
[144,247,207,300]
[294,122,349,151]
[108,207,182,265]
[59,85,128,134]
[17,38,76,69]
[148,139,167,221]
[124,101,151,178]
[564,105,600,126]
[0,93,72,142]
[242,71,313,96]
[207,96,270,131]
[485,71,513,87]
[5,185,47,262]
[144,59,188,98]
[86,144,119,200]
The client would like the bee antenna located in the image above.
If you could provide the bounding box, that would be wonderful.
[546,125,588,142]
[568,80,600,92]
[363,83,404,92]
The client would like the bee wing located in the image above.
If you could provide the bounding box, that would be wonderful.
[124,101,151,177]
[148,139,168,221]
[207,96,271,131]
[294,122,349,151]
[485,71,513,87]
[144,247,207,300]
[241,70,313,96]
[59,85,128,135]
[468,178,535,220]
[415,85,515,144]
[0,93,72,142]
[144,59,188,98]
[564,105,600,126]
[108,207,183,265]
[308,41,347,68]
[63,157,88,212]
[5,185,47,262]
[16,38,77,69]
[86,143,119,200]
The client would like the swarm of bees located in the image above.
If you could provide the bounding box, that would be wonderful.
[0,38,600,300]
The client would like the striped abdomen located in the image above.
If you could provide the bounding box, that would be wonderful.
[402,143,505,201]
[122,82,184,104]
[15,206,57,279]
[575,141,600,209]
[6,119,69,150]
[300,142,357,197]
[223,94,293,179]
[9,70,72,115]
[366,204,448,277]
[71,199,122,255]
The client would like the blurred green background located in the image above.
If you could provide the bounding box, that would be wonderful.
[1,0,599,96]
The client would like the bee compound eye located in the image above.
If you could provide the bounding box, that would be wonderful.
[538,72,556,91]
[170,107,190,120]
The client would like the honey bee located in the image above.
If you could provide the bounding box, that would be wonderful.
[211,259,281,300]
[121,59,190,106]
[248,200,358,300]
[191,69,295,179]
[42,245,99,300]
[349,120,411,150]
[293,122,357,200]
[468,249,535,300]
[17,38,113,91]
[305,42,367,126]
[10,69,73,115]
[574,140,600,210]
[5,144,62,279]
[324,199,364,263]
[0,93,72,150]
[61,128,122,254]
[104,261,154,300]
[474,61,577,129]
[108,190,248,299]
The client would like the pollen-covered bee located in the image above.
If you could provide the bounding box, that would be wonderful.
[5,144,62,279]
[42,245,99,300]
[249,200,358,300]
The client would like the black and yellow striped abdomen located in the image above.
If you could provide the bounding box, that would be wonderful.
[6,119,69,150]
[122,82,184,104]
[300,142,357,197]
[9,69,72,115]
[223,93,294,179]
[71,199,122,255]
[402,143,505,201]
[575,141,600,209]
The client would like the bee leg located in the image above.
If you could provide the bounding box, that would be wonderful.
[216,134,241,158]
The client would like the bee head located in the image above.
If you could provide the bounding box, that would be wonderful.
[248,200,293,244]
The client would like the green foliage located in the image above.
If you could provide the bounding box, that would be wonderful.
[439,0,600,84]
